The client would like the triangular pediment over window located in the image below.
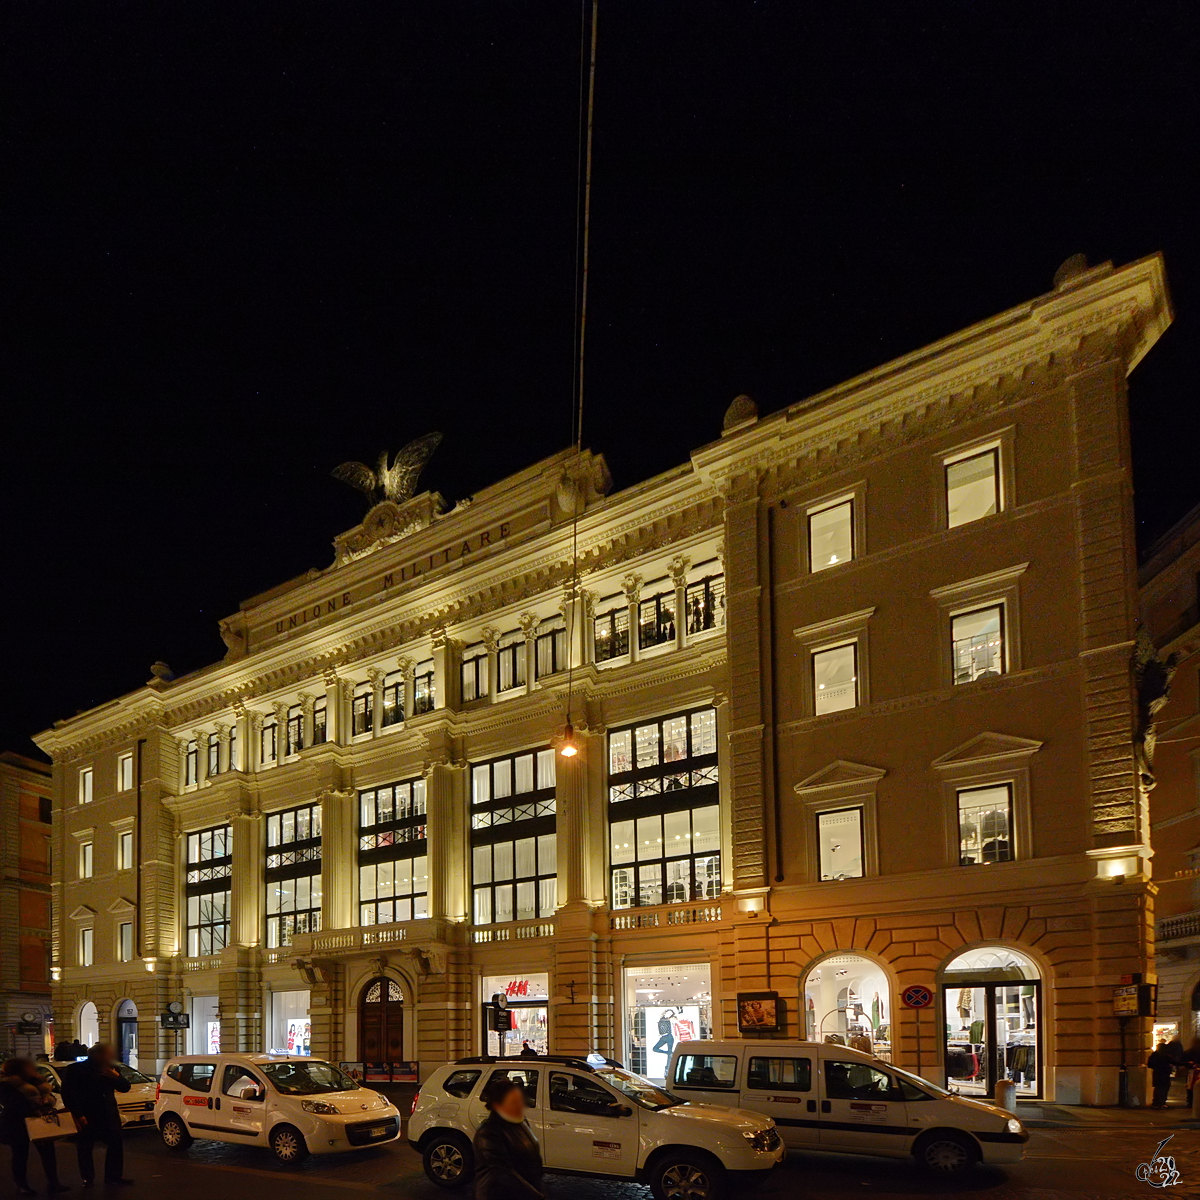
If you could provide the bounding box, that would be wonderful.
[107,897,136,915]
[794,760,886,795]
[932,732,1043,770]
[68,905,96,921]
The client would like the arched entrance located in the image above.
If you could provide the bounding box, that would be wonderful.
[78,1001,99,1047]
[941,946,1040,1100]
[358,977,404,1062]
[803,954,892,1062]
[115,999,138,1067]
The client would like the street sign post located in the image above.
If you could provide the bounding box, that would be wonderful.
[901,985,934,1075]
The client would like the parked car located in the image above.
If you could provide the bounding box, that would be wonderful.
[409,1054,785,1200]
[154,1053,401,1163]
[666,1040,1028,1176]
[37,1060,158,1128]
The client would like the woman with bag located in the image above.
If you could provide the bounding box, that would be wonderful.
[0,1058,70,1195]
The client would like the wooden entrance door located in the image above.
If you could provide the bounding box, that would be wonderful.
[359,977,404,1061]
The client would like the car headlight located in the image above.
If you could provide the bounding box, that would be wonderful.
[1006,1118,1023,1134]
[742,1127,780,1152]
[301,1100,341,1115]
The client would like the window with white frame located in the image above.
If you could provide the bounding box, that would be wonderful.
[118,921,134,963]
[207,732,220,776]
[816,808,864,880]
[413,659,435,714]
[359,777,428,925]
[957,784,1013,865]
[593,596,629,662]
[352,683,373,736]
[285,705,303,755]
[381,671,405,727]
[186,824,232,956]
[945,447,1000,528]
[497,630,526,692]
[638,581,677,650]
[608,708,720,909]
[685,564,725,635]
[118,829,134,871]
[184,739,198,785]
[471,749,557,924]
[265,804,323,947]
[260,717,278,764]
[461,644,489,701]
[535,617,567,679]
[951,604,1005,683]
[812,642,858,715]
[78,767,93,805]
[78,926,94,967]
[311,696,327,744]
[117,753,133,792]
[78,840,93,879]
[808,497,854,572]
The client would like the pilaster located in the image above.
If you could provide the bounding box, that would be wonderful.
[229,810,263,948]
[320,790,356,932]
[425,740,468,923]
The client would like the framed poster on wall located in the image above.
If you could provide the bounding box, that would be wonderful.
[737,991,782,1033]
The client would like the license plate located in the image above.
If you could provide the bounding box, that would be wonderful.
[369,1128,389,1138]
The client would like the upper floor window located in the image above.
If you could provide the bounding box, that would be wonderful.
[812,642,858,715]
[265,803,323,948]
[78,767,93,805]
[285,705,303,755]
[78,927,94,967]
[413,659,435,715]
[816,807,863,880]
[312,697,327,745]
[116,753,134,793]
[382,671,405,727]
[593,596,629,662]
[945,447,1000,528]
[260,717,278,764]
[352,683,373,736]
[229,724,240,771]
[461,644,489,702]
[535,617,567,679]
[118,829,134,871]
[497,630,526,692]
[186,824,232,956]
[78,840,93,879]
[952,604,1005,684]
[184,740,198,786]
[957,784,1012,865]
[808,497,854,572]
[685,566,725,635]
[118,921,134,963]
[638,582,676,651]
[359,778,428,926]
[207,733,220,776]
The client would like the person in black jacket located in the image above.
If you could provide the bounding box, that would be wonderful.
[0,1058,70,1195]
[61,1044,132,1186]
[473,1076,543,1200]
[1147,1042,1176,1109]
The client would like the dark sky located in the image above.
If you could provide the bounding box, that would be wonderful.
[3,2,1197,758]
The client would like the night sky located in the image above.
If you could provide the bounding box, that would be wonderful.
[4,3,1197,758]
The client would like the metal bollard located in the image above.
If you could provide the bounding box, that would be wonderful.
[994,1079,1017,1114]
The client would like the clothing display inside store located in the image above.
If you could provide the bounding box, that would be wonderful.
[623,964,712,1080]
[804,955,891,1064]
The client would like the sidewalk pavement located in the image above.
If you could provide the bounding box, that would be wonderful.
[1018,1100,1200,1129]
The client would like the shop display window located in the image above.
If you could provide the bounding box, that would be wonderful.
[804,954,891,1062]
[623,963,712,1081]
[482,974,549,1057]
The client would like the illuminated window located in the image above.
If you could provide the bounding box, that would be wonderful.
[118,922,134,963]
[808,498,854,572]
[78,927,94,967]
[118,829,134,871]
[185,740,198,786]
[207,732,220,776]
[535,617,567,679]
[816,808,863,880]
[957,784,1012,865]
[186,825,232,956]
[413,659,435,715]
[116,753,133,792]
[359,778,427,925]
[311,697,327,745]
[638,583,676,650]
[461,644,489,701]
[945,448,999,528]
[685,566,725,635]
[812,643,858,715]
[497,630,526,692]
[228,724,239,771]
[593,597,630,662]
[285,705,303,755]
[78,767,93,805]
[381,671,405,727]
[951,605,1005,683]
[352,683,373,736]
[78,840,93,879]
[260,717,278,764]
[265,804,323,947]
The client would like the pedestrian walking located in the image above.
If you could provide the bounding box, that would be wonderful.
[1183,1038,1200,1109]
[1147,1041,1175,1109]
[61,1043,133,1186]
[0,1057,70,1195]
[473,1076,543,1200]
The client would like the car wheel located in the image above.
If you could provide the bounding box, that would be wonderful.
[159,1115,193,1151]
[649,1152,727,1200]
[423,1132,475,1189]
[914,1130,979,1175]
[269,1124,310,1165]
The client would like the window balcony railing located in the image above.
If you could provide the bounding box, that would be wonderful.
[183,955,222,972]
[472,918,555,944]
[1158,910,1200,943]
[609,899,724,931]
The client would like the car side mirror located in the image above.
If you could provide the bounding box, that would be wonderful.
[617,1105,633,1118]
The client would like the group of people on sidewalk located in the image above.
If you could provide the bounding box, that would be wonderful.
[0,1044,132,1194]
[1146,1035,1200,1110]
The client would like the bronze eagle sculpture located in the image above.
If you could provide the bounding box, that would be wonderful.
[332,432,443,507]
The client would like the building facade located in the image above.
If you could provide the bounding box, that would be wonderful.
[36,253,1171,1103]
[1139,502,1200,1043]
[0,752,54,1057]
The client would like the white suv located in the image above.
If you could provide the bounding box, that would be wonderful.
[154,1053,402,1163]
[409,1055,785,1200]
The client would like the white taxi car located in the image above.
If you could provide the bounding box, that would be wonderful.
[155,1053,402,1163]
[409,1054,785,1200]
[667,1040,1028,1176]
[40,1060,159,1128]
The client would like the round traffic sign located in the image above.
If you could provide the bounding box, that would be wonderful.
[901,984,934,1009]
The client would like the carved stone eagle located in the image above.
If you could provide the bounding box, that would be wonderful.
[332,432,443,507]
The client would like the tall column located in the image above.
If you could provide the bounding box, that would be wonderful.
[520,613,539,689]
[396,657,414,723]
[368,668,386,738]
[481,628,499,706]
[299,692,315,750]
[622,574,641,662]
[561,584,587,670]
[556,728,605,908]
[247,711,264,770]
[713,694,734,891]
[425,749,468,923]
[432,629,455,711]
[670,555,690,650]
[229,810,263,948]
[322,671,343,744]
[319,790,356,932]
[213,722,230,775]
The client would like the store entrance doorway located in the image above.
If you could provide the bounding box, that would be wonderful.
[358,977,404,1062]
[942,947,1041,1099]
[115,999,138,1068]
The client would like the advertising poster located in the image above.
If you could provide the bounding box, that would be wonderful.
[207,1021,221,1054]
[340,1063,366,1085]
[643,1005,699,1080]
[392,1061,418,1082]
[286,1018,312,1055]
[365,1062,391,1083]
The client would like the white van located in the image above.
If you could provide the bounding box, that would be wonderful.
[154,1053,401,1163]
[666,1040,1027,1176]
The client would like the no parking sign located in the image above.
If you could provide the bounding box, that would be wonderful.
[901,984,934,1009]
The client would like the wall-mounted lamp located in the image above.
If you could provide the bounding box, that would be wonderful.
[559,722,578,758]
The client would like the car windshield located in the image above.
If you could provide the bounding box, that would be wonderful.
[260,1060,358,1096]
[114,1063,152,1085]
[888,1063,951,1098]
[594,1066,679,1110]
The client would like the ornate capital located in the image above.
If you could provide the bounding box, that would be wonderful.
[299,692,315,719]
[367,667,388,687]
[480,626,500,652]
[621,573,642,601]
[247,710,264,735]
[396,656,415,679]
[273,701,289,724]
[338,678,355,705]
[669,554,691,585]
[519,612,540,639]
[214,721,230,738]
[431,626,451,651]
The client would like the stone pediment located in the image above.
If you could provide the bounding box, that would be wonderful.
[68,905,96,921]
[932,732,1043,769]
[107,897,136,915]
[794,760,887,795]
